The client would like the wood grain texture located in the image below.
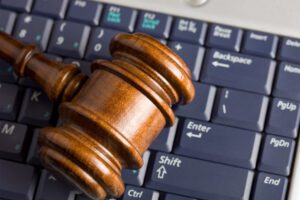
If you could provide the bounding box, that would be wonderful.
[0,31,195,200]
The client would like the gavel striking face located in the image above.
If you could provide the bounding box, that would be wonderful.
[0,31,195,200]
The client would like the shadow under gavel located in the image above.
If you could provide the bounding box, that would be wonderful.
[0,31,195,200]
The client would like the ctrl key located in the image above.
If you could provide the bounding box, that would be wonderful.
[252,172,288,200]
[121,186,159,200]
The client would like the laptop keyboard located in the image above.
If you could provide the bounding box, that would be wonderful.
[0,0,299,200]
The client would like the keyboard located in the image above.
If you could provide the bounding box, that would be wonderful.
[0,0,300,200]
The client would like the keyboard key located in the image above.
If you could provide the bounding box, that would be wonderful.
[174,119,261,169]
[212,88,269,132]
[207,24,243,51]
[33,0,69,19]
[0,9,17,34]
[18,89,53,127]
[266,98,300,138]
[164,194,197,200]
[35,170,79,200]
[13,14,54,51]
[64,58,91,75]
[48,21,91,59]
[252,172,288,200]
[136,11,172,38]
[67,0,103,26]
[0,83,22,121]
[273,62,300,101]
[170,18,207,45]
[168,41,205,81]
[279,37,300,63]
[201,49,276,95]
[101,4,138,32]
[0,159,38,200]
[122,151,150,186]
[1,0,33,12]
[0,121,28,161]
[258,135,295,176]
[242,30,279,58]
[150,118,178,152]
[26,129,41,166]
[122,186,159,200]
[174,83,216,121]
[85,28,122,60]
[146,152,254,200]
[0,59,18,83]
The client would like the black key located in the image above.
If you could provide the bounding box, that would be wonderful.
[150,118,178,152]
[0,159,38,200]
[0,83,22,121]
[101,4,138,32]
[122,186,159,200]
[64,58,91,75]
[67,0,103,26]
[18,89,53,127]
[26,129,42,166]
[122,151,150,186]
[168,41,205,81]
[242,30,279,58]
[266,98,300,138]
[0,9,17,34]
[1,0,33,12]
[136,11,172,38]
[85,28,122,60]
[174,119,262,169]
[170,18,207,45]
[201,49,276,95]
[0,121,28,161]
[13,14,54,51]
[273,62,300,101]
[175,82,216,121]
[279,37,300,63]
[48,21,91,59]
[258,135,295,176]
[33,0,69,19]
[164,194,197,200]
[207,24,243,51]
[252,172,288,200]
[212,88,269,132]
[0,59,18,83]
[35,170,79,200]
[146,152,254,200]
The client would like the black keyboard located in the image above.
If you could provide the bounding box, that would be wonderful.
[0,0,300,200]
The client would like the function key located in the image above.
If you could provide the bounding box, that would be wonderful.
[207,24,243,51]
[48,21,91,59]
[252,172,288,200]
[266,98,300,138]
[1,0,33,12]
[33,0,69,19]
[258,135,295,176]
[170,18,207,45]
[67,0,103,26]
[101,4,138,32]
[136,11,172,38]
[273,62,300,101]
[279,37,300,63]
[13,14,54,51]
[0,9,17,34]
[242,30,279,58]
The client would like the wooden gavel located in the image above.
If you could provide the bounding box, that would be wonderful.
[0,31,195,200]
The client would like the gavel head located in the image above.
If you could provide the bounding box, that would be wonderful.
[37,33,195,200]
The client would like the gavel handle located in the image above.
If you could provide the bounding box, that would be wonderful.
[0,31,87,102]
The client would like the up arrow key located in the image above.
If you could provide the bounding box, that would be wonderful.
[156,165,167,179]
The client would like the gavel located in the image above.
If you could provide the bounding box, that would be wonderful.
[0,31,195,200]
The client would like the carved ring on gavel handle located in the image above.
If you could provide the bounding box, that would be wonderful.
[0,31,195,200]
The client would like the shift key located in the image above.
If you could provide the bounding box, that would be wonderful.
[146,152,254,200]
